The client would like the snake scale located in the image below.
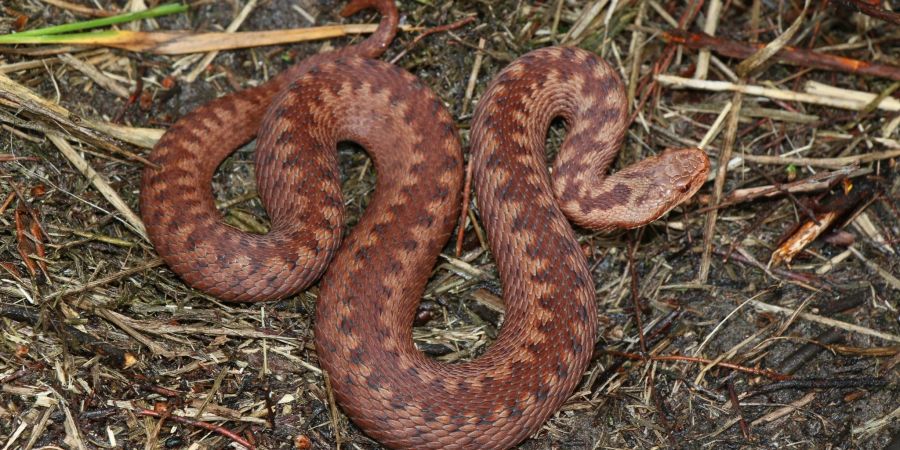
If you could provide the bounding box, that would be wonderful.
[140,0,709,448]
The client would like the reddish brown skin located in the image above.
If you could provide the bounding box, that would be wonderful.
[140,2,709,449]
[140,0,399,301]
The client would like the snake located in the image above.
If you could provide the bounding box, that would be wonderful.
[139,0,710,448]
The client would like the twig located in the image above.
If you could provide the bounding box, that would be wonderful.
[744,377,889,399]
[561,0,609,44]
[47,258,162,298]
[0,73,160,158]
[61,399,88,450]
[832,0,900,25]
[0,303,137,368]
[852,404,900,436]
[805,80,900,110]
[745,298,900,343]
[769,179,875,267]
[135,409,256,450]
[460,37,486,118]
[455,159,475,257]
[184,0,258,83]
[41,0,116,17]
[716,248,829,291]
[750,391,817,426]
[627,233,648,354]
[95,308,176,357]
[848,246,900,291]
[97,312,298,341]
[699,90,742,282]
[778,330,846,375]
[58,53,130,98]
[323,372,343,450]
[454,37,486,256]
[47,133,148,241]
[389,15,477,65]
[694,0,723,80]
[605,350,792,380]
[726,379,750,438]
[663,29,900,81]
[696,167,869,208]
[656,75,900,112]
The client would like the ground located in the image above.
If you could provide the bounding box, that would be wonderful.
[1,0,899,449]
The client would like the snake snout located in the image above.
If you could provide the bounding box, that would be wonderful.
[661,147,710,198]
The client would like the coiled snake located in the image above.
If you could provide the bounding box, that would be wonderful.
[140,0,709,448]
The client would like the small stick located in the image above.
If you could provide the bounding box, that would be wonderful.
[750,163,820,225]
[323,372,343,450]
[716,248,828,291]
[0,73,160,159]
[454,37,486,257]
[663,29,900,81]
[0,303,137,368]
[460,37,487,118]
[58,53,130,98]
[41,0,115,17]
[96,308,175,357]
[699,89,742,283]
[605,350,792,380]
[727,379,750,438]
[695,167,869,208]
[657,75,900,112]
[741,149,900,169]
[694,0,723,80]
[389,15,477,65]
[627,233,648,354]
[48,133,148,241]
[750,391,818,426]
[804,81,900,110]
[184,0,259,83]
[745,377,888,399]
[136,409,255,450]
[746,298,900,343]
[47,257,162,298]
[455,159,475,257]
[848,246,900,291]
[832,0,900,25]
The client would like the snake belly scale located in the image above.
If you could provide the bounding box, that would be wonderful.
[140,1,709,448]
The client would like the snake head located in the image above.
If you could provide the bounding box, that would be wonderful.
[625,148,709,223]
[655,147,710,200]
[563,147,710,231]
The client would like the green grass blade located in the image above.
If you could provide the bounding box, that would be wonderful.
[5,3,187,38]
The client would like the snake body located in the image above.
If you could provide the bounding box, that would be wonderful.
[140,1,709,448]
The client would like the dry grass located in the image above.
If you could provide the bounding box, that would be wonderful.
[1,0,899,448]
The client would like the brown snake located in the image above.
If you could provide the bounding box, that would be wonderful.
[140,1,709,448]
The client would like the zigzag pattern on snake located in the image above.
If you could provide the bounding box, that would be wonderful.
[139,1,709,448]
